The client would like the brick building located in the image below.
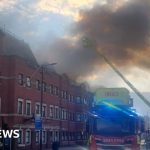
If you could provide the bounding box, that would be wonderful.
[0,29,94,149]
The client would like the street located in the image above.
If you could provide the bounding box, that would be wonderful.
[44,146,88,150]
[59,146,88,150]
[58,145,147,150]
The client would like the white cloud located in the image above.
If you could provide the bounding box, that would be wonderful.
[0,0,18,11]
[35,0,98,20]
[86,66,150,92]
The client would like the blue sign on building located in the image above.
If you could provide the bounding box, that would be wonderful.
[35,116,42,130]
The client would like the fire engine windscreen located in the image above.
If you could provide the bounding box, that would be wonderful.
[93,106,137,136]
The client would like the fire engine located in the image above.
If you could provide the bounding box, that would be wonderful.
[88,105,144,149]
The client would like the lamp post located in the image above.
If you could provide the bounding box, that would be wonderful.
[39,63,57,150]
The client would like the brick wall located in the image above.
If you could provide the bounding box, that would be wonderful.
[0,55,93,150]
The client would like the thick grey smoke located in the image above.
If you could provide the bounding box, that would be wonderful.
[37,0,150,79]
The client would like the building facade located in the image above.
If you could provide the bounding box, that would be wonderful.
[0,29,93,150]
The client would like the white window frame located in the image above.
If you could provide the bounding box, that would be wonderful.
[64,91,67,99]
[35,130,40,144]
[68,94,71,102]
[64,109,67,120]
[18,98,23,114]
[42,104,47,117]
[36,80,40,90]
[76,96,81,104]
[42,130,47,144]
[25,129,31,145]
[26,100,31,116]
[49,84,53,94]
[62,109,65,120]
[18,129,23,144]
[76,113,81,122]
[26,76,31,87]
[55,106,59,119]
[71,95,74,103]
[61,91,63,98]
[18,73,24,85]
[49,105,54,118]
[53,86,57,95]
[35,102,40,115]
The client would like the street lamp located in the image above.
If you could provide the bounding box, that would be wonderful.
[39,63,57,150]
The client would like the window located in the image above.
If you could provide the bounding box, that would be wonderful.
[77,132,81,140]
[62,132,65,141]
[26,76,31,87]
[76,113,81,121]
[56,87,59,96]
[81,98,84,104]
[26,130,31,144]
[49,105,54,118]
[64,91,67,99]
[35,130,40,143]
[68,112,71,120]
[35,103,40,115]
[66,111,68,120]
[18,74,24,85]
[64,110,67,120]
[65,132,68,141]
[68,94,71,102]
[76,96,81,104]
[62,109,65,120]
[53,86,57,95]
[53,86,59,96]
[83,98,87,104]
[42,82,46,92]
[18,130,23,144]
[42,131,46,144]
[49,84,53,94]
[42,105,46,117]
[69,132,71,141]
[61,90,67,99]
[18,98,23,114]
[73,113,75,121]
[36,80,40,90]
[26,100,31,116]
[61,90,64,98]
[55,131,59,141]
[84,114,87,122]
[70,112,72,121]
[71,95,74,103]
[55,106,59,119]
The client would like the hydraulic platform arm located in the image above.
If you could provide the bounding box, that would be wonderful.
[82,37,150,107]
[99,52,150,107]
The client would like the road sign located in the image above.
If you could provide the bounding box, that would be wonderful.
[35,116,42,130]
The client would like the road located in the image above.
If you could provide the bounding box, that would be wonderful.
[44,146,88,150]
[59,146,88,150]
[46,145,146,150]
[59,146,146,150]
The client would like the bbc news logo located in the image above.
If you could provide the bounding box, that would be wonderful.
[0,130,20,138]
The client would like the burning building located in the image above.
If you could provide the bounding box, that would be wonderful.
[0,28,93,150]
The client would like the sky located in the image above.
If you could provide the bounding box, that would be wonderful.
[0,0,150,115]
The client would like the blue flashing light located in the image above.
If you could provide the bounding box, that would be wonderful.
[91,102,139,118]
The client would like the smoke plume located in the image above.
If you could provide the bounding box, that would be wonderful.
[37,0,150,79]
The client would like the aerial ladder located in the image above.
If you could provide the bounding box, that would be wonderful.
[83,37,150,107]
[99,52,150,107]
